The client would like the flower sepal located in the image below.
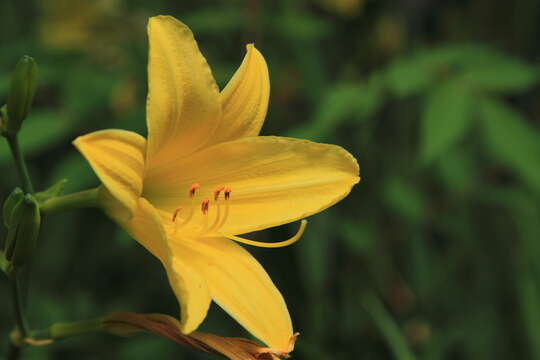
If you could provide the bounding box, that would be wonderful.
[35,179,68,203]
[104,312,298,360]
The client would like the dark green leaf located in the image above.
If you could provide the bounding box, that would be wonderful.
[480,98,540,193]
[289,77,383,140]
[383,177,426,223]
[462,58,537,93]
[420,79,474,164]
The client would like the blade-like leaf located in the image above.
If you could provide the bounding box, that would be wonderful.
[480,98,540,193]
[420,79,474,164]
[462,58,537,94]
[289,76,383,140]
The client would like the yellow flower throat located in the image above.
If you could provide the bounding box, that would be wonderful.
[171,183,307,248]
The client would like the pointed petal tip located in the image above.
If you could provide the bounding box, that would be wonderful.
[258,332,300,359]
[147,15,191,37]
[148,15,178,24]
[178,320,197,335]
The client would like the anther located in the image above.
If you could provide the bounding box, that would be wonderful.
[213,186,225,201]
[172,206,183,222]
[189,183,200,197]
[224,187,232,200]
[201,199,210,215]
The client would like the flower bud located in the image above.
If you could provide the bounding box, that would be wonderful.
[5,56,38,135]
[5,194,40,268]
[0,105,7,130]
[3,187,24,228]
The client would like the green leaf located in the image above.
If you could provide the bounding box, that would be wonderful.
[383,45,467,96]
[274,13,332,41]
[385,52,434,96]
[420,79,474,164]
[383,177,426,223]
[288,77,383,140]
[461,57,537,93]
[480,98,540,193]
[385,44,538,96]
[436,148,478,192]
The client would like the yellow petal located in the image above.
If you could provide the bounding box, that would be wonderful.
[207,44,270,146]
[146,15,221,168]
[73,129,145,220]
[144,136,360,236]
[111,197,212,334]
[169,236,293,350]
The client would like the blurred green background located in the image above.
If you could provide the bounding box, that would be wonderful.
[2,0,540,359]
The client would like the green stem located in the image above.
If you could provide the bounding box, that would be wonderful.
[7,343,20,360]
[31,318,104,341]
[5,134,34,194]
[3,133,34,359]
[40,188,100,215]
[11,274,29,338]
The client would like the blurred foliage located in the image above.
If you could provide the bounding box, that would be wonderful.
[2,0,540,359]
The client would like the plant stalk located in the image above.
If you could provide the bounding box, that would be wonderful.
[11,275,29,337]
[39,188,100,215]
[31,318,104,341]
[5,134,34,194]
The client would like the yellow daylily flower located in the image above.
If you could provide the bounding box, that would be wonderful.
[73,15,359,354]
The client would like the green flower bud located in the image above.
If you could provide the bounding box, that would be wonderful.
[3,187,24,228]
[5,194,40,268]
[0,105,7,130]
[6,56,38,135]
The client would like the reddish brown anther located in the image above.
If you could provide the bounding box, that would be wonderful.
[189,183,200,197]
[224,188,232,200]
[214,186,225,201]
[201,199,210,214]
[172,206,183,222]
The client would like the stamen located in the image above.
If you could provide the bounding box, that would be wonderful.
[213,187,231,232]
[172,206,183,222]
[189,183,200,197]
[200,198,210,234]
[213,186,225,201]
[225,220,307,248]
[209,188,223,231]
[201,199,210,215]
[173,184,199,232]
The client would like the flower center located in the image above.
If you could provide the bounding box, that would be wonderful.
[171,183,307,248]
